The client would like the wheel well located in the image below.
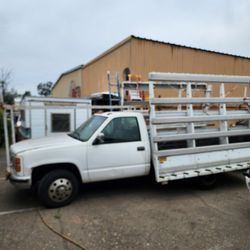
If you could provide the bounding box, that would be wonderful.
[31,163,82,186]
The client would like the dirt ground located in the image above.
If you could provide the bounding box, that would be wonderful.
[0,147,7,178]
[1,147,250,250]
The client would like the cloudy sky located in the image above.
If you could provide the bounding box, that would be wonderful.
[1,0,250,95]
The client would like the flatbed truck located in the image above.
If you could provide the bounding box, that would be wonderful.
[6,72,250,207]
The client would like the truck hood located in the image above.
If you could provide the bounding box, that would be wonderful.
[11,134,81,154]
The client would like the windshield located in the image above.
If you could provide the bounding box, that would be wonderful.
[69,115,107,141]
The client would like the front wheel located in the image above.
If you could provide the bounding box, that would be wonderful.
[38,169,79,208]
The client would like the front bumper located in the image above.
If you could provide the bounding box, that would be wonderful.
[6,171,31,189]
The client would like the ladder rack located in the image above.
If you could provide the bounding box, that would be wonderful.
[148,72,250,182]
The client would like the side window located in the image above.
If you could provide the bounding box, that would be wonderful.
[51,113,70,132]
[101,117,141,143]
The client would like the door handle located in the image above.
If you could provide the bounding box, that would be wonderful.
[137,146,145,151]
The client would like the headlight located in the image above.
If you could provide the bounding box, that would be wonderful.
[15,157,21,173]
[11,155,22,173]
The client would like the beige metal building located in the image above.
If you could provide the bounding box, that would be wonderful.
[52,35,250,98]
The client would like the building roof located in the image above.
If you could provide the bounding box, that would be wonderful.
[83,35,250,69]
[131,35,250,60]
[52,35,250,90]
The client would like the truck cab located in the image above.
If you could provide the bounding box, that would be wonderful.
[8,112,151,207]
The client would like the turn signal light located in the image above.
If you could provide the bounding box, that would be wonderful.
[15,158,21,172]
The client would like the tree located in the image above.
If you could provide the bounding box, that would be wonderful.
[0,68,11,88]
[0,68,11,102]
[0,68,18,105]
[20,90,31,103]
[37,81,53,96]
[4,88,18,105]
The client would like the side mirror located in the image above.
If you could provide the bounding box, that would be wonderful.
[16,121,22,127]
[93,133,105,145]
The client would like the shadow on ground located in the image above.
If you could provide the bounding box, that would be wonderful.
[0,171,246,212]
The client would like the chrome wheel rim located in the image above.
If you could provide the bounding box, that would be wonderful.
[48,178,73,202]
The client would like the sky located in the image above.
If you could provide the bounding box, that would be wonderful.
[1,0,250,95]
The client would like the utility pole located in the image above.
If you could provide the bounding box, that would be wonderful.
[107,71,112,111]
[116,72,121,105]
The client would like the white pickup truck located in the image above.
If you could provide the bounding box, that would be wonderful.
[6,73,250,207]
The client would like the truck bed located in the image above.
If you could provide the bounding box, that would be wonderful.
[148,72,250,182]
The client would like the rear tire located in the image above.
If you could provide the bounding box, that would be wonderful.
[38,169,79,208]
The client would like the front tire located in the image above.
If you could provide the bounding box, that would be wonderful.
[38,169,79,208]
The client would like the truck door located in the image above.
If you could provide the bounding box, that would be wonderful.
[87,116,148,182]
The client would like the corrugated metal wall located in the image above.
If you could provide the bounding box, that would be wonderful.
[53,69,82,97]
[131,38,250,76]
[53,36,250,97]
[130,38,250,97]
[82,40,131,96]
